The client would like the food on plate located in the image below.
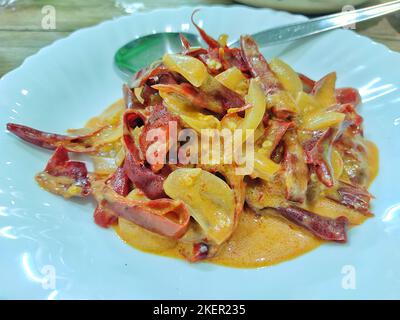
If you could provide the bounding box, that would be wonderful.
[6,15,378,268]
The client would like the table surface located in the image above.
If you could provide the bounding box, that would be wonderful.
[0,0,399,77]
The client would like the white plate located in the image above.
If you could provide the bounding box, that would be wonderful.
[236,0,369,14]
[1,6,399,299]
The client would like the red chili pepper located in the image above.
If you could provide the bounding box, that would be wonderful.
[122,109,169,199]
[109,167,131,197]
[303,129,334,187]
[179,33,192,51]
[335,87,361,106]
[100,184,190,239]
[36,146,91,197]
[123,153,168,200]
[298,73,315,93]
[123,84,144,109]
[240,35,282,93]
[153,80,244,114]
[283,130,309,203]
[93,205,117,228]
[276,206,348,242]
[220,47,250,74]
[328,103,364,135]
[191,9,220,49]
[263,119,293,157]
[7,123,100,153]
[93,167,132,228]
[326,181,373,216]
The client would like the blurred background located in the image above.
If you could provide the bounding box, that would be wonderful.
[0,0,399,77]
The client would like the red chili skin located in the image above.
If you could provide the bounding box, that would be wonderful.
[283,131,309,203]
[220,47,250,74]
[335,87,361,106]
[298,73,361,107]
[93,167,131,228]
[298,73,316,93]
[328,103,364,135]
[124,153,168,200]
[184,47,209,59]
[109,167,131,197]
[192,46,249,75]
[191,9,220,49]
[303,129,335,188]
[263,119,293,156]
[44,146,91,196]
[201,77,245,112]
[138,104,180,172]
[93,205,117,228]
[184,243,210,263]
[101,185,190,239]
[153,81,244,114]
[326,181,373,216]
[122,109,169,200]
[123,84,144,109]
[153,83,217,111]
[138,65,168,87]
[240,35,282,93]
[6,123,99,153]
[276,206,348,242]
[7,123,70,150]
[179,33,192,51]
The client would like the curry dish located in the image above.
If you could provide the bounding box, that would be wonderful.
[6,17,378,268]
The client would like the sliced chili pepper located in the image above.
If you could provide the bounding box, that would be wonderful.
[179,33,192,51]
[240,35,282,93]
[283,130,309,203]
[303,129,334,187]
[334,134,369,187]
[328,103,363,135]
[93,167,132,228]
[335,87,361,106]
[326,181,373,216]
[220,47,249,74]
[153,79,244,114]
[276,206,348,242]
[263,119,293,157]
[138,104,180,172]
[123,84,144,109]
[124,153,168,200]
[109,166,131,197]
[122,109,169,199]
[100,184,190,239]
[93,205,117,228]
[36,146,91,198]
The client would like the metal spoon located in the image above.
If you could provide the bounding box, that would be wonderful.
[114,0,400,81]
[114,32,201,82]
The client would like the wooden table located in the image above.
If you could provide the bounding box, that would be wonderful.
[0,0,399,77]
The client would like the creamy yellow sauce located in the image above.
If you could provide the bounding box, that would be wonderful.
[114,139,379,268]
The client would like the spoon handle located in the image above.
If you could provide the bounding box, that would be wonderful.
[230,0,400,47]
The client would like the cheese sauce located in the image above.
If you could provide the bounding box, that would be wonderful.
[114,140,379,268]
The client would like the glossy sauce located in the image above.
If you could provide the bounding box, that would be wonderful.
[114,139,379,268]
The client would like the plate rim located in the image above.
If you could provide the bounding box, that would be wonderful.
[1,5,400,299]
